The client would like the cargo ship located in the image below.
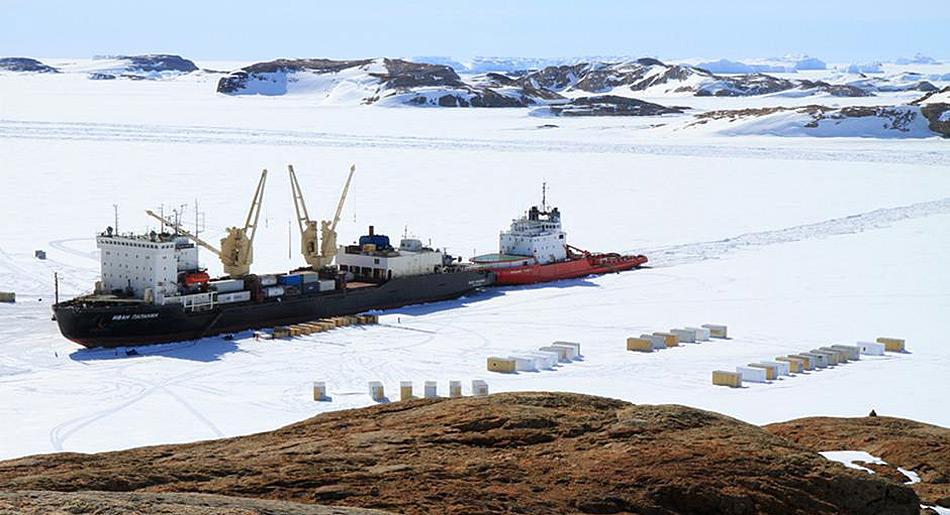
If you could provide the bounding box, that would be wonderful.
[471,193,647,285]
[52,166,493,348]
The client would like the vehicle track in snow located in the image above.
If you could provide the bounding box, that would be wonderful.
[2,119,948,166]
[639,197,950,268]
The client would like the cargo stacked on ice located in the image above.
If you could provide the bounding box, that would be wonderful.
[52,164,493,348]
[471,186,647,285]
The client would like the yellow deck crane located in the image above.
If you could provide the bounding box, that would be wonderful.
[146,169,268,278]
[288,164,355,270]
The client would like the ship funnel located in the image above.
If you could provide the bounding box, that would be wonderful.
[369,225,375,236]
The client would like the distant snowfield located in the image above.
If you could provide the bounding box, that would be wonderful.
[0,68,948,460]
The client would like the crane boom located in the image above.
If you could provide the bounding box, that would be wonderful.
[145,209,221,256]
[288,164,310,235]
[330,165,356,233]
[243,169,267,246]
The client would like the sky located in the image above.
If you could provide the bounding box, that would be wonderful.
[2,0,948,63]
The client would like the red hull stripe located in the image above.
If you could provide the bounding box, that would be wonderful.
[493,255,647,285]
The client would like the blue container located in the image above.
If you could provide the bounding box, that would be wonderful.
[278,274,303,286]
[303,283,319,294]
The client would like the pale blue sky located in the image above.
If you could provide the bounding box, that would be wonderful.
[2,0,947,62]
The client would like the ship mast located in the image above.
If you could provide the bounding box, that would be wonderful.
[541,182,547,212]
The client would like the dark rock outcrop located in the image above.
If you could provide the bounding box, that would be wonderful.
[0,392,920,514]
[0,57,58,73]
[549,95,684,116]
[117,54,198,73]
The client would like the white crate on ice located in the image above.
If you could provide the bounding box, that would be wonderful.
[736,366,767,383]
[685,326,711,341]
[539,346,572,362]
[760,360,790,376]
[831,345,861,361]
[312,381,326,401]
[424,381,438,398]
[801,352,828,368]
[472,380,489,397]
[702,324,728,338]
[857,341,885,356]
[641,334,667,350]
[551,341,581,357]
[549,343,579,360]
[670,329,695,343]
[508,356,538,372]
[524,351,559,369]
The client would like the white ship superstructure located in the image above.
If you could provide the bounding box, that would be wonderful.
[499,205,567,265]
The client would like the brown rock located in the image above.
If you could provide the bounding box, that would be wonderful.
[766,415,950,507]
[0,393,920,514]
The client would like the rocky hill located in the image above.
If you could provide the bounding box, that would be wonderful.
[82,54,199,80]
[0,57,58,73]
[0,392,922,514]
[214,55,948,112]
[766,415,950,509]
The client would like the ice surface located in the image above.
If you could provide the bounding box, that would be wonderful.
[0,65,948,461]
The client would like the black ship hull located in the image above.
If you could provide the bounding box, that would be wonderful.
[53,271,492,348]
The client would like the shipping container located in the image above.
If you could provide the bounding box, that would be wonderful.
[260,275,278,286]
[539,345,572,362]
[278,274,303,286]
[487,357,517,373]
[449,380,462,398]
[702,324,728,338]
[313,381,327,401]
[876,337,906,352]
[400,381,413,401]
[748,363,777,380]
[424,381,438,398]
[303,283,319,294]
[626,337,653,352]
[670,329,695,343]
[642,334,667,350]
[472,380,489,397]
[759,361,790,376]
[685,326,711,341]
[735,366,767,383]
[712,370,742,387]
[551,341,581,357]
[300,271,320,283]
[318,279,336,292]
[369,381,385,401]
[857,341,885,356]
[218,290,252,304]
[210,279,245,293]
[264,286,284,297]
[775,356,804,373]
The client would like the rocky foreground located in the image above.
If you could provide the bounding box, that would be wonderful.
[0,393,942,514]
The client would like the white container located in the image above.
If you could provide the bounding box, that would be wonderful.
[264,286,284,298]
[210,279,245,293]
[819,347,849,363]
[802,352,828,368]
[218,290,252,304]
[642,334,667,350]
[736,366,767,383]
[811,349,839,365]
[260,275,278,286]
[508,356,538,372]
[831,345,861,361]
[551,341,581,357]
[685,326,711,341]
[449,380,462,398]
[472,380,489,397]
[424,381,438,398]
[789,354,816,370]
[549,343,579,360]
[857,341,885,356]
[312,381,326,401]
[671,329,695,343]
[523,351,558,369]
[760,360,790,376]
[540,345,572,362]
[368,381,385,401]
[702,324,728,338]
[318,279,336,292]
